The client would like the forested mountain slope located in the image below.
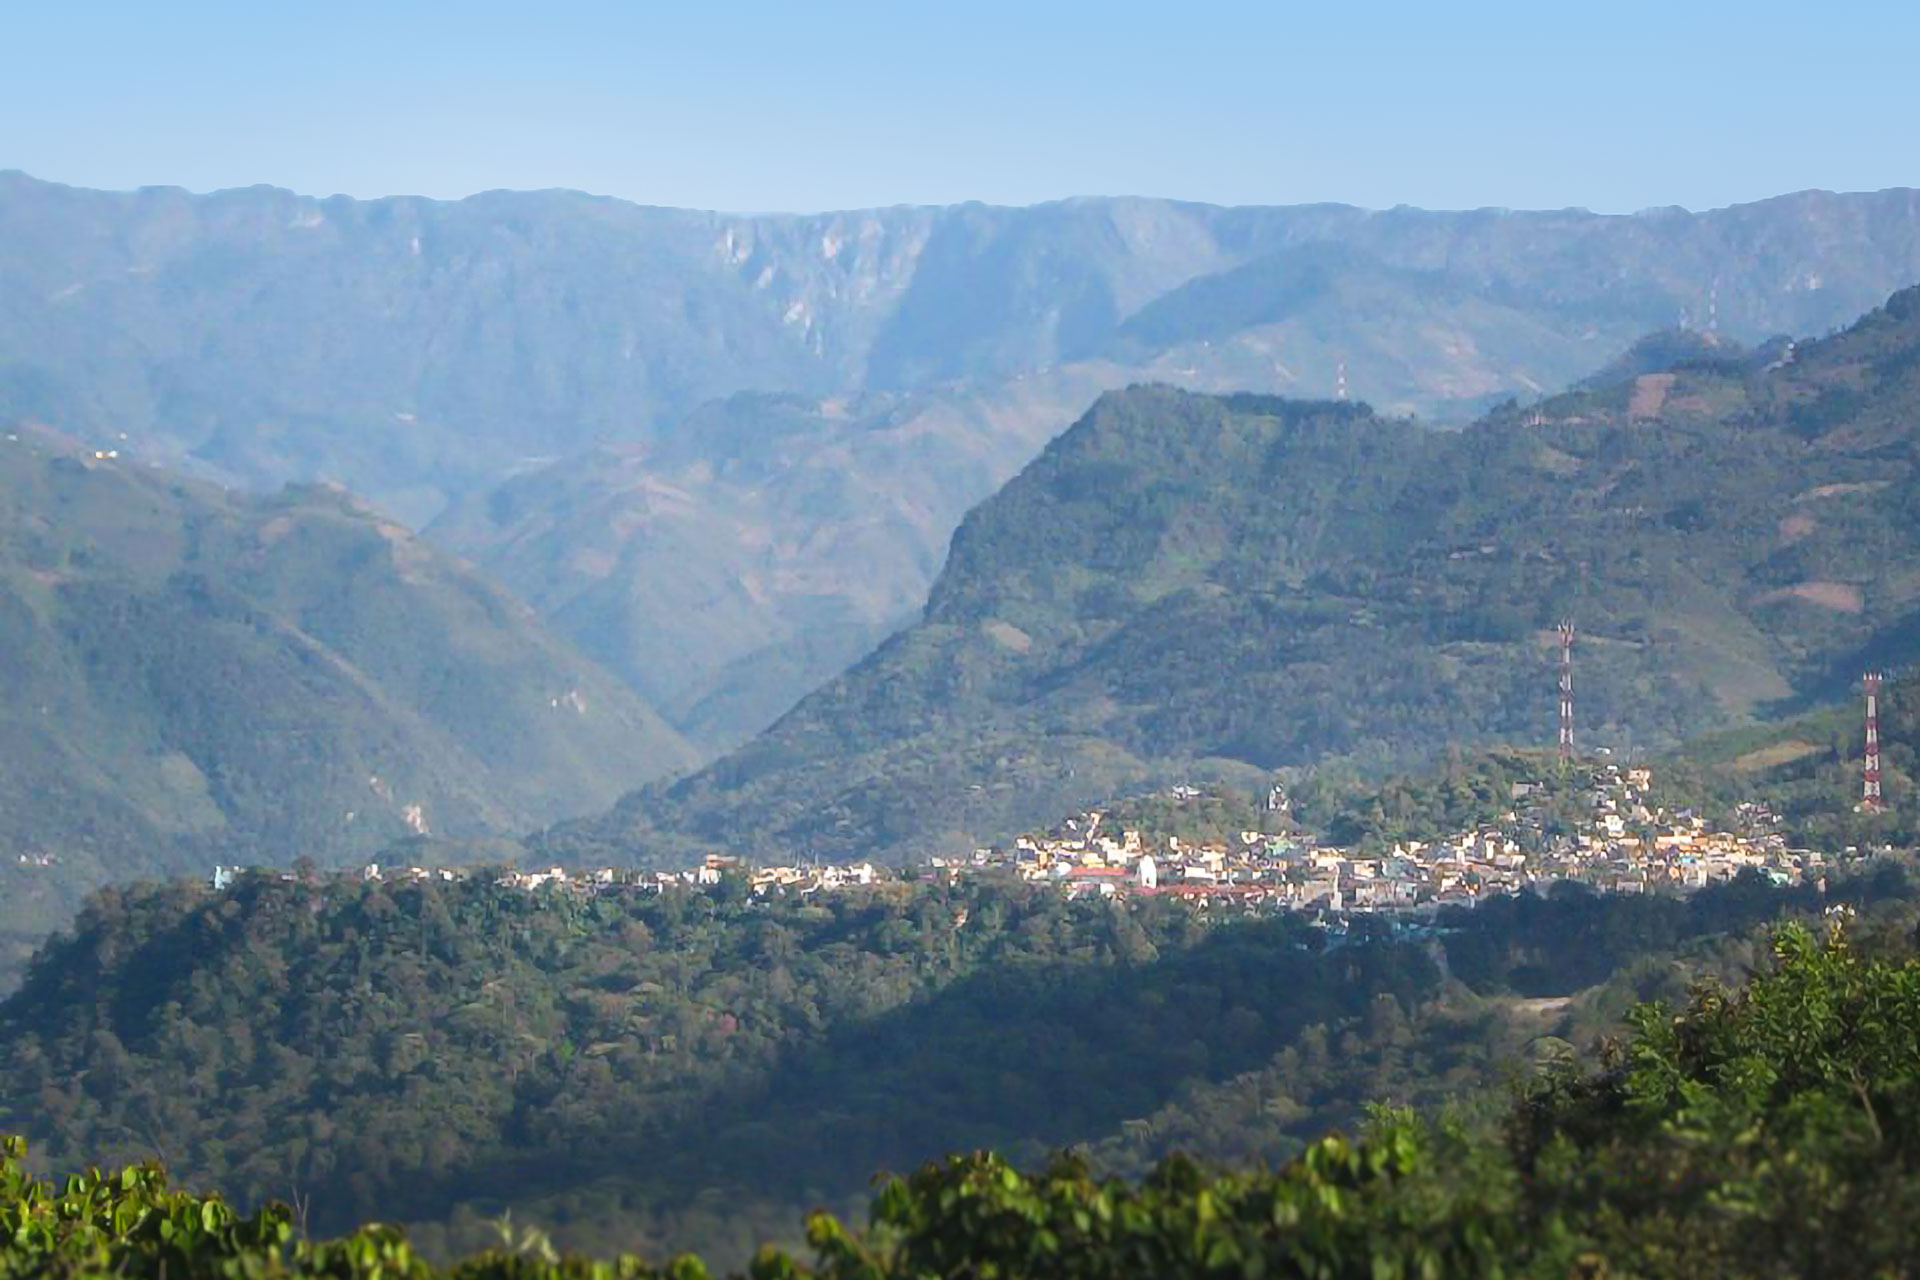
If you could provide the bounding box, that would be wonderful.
[11,175,1920,744]
[1661,668,1920,849]
[574,288,1920,864]
[0,429,694,988]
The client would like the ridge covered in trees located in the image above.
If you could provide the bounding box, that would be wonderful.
[7,900,1920,1278]
[4,860,1913,1269]
[1284,664,1915,851]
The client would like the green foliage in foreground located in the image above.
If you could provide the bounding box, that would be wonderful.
[9,922,1920,1279]
[6,866,1872,1264]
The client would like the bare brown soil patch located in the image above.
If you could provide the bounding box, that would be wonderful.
[1753,581,1864,613]
[983,619,1034,653]
[1777,513,1817,543]
[1628,373,1675,420]
[1795,480,1890,502]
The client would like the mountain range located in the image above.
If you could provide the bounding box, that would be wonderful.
[8,175,1920,928]
[560,287,1920,865]
[10,174,1920,746]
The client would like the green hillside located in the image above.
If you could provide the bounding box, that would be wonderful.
[0,429,695,989]
[11,174,1920,749]
[565,289,1920,865]
[420,218,1914,756]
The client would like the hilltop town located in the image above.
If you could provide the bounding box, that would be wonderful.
[931,761,1830,916]
[173,758,1851,929]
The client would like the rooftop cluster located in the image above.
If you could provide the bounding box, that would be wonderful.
[933,763,1827,918]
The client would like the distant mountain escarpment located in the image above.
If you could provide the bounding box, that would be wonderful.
[5,173,1920,527]
[428,376,1116,751]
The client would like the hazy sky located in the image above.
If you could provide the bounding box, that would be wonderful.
[7,0,1916,213]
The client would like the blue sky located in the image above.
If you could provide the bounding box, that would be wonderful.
[5,0,1916,213]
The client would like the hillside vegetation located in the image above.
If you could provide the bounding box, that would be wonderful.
[0,429,693,989]
[1288,662,1916,851]
[3,857,1903,1268]
[1656,669,1920,848]
[567,287,1920,864]
[4,872,1919,1277]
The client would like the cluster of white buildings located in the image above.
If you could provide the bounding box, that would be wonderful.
[486,855,880,896]
[197,764,1837,918]
[213,853,884,898]
[930,764,1830,917]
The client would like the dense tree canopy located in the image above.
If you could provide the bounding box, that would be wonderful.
[8,903,1920,1278]
[4,864,1910,1268]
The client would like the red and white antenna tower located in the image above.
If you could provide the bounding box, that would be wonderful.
[1863,672,1884,812]
[1557,622,1575,767]
[1335,359,1348,401]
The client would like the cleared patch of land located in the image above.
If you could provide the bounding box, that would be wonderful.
[1753,581,1865,613]
[1731,740,1824,773]
[1777,513,1817,544]
[1628,372,1675,420]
